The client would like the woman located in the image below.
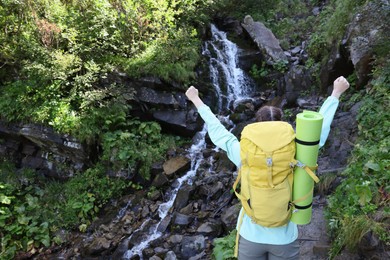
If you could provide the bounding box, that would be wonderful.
[185,76,350,260]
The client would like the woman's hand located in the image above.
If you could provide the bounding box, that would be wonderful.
[331,76,350,99]
[185,86,199,101]
[186,86,204,108]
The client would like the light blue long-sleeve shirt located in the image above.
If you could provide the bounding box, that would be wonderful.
[197,96,339,245]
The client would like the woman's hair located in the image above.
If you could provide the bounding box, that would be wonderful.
[255,106,283,122]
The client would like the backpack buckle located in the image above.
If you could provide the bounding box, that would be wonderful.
[266,157,273,166]
[296,161,305,168]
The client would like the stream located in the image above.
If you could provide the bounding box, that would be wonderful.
[124,24,255,259]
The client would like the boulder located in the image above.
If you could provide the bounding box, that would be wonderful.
[163,156,191,177]
[241,15,288,64]
[196,221,222,237]
[173,184,195,211]
[221,204,241,231]
[180,235,206,259]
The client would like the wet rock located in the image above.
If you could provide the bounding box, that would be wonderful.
[214,16,243,36]
[213,151,237,173]
[179,203,194,215]
[137,87,177,106]
[154,110,200,136]
[165,251,177,260]
[189,251,207,260]
[157,215,172,233]
[318,102,359,173]
[81,237,111,256]
[148,190,162,201]
[154,247,169,257]
[291,46,301,55]
[237,49,263,72]
[143,247,155,258]
[196,221,222,237]
[221,204,241,231]
[168,234,183,244]
[173,212,194,226]
[199,181,225,200]
[163,156,191,177]
[152,172,170,188]
[180,235,206,259]
[141,205,150,218]
[173,184,195,211]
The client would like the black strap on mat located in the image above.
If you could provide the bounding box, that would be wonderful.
[295,138,320,146]
[294,203,312,210]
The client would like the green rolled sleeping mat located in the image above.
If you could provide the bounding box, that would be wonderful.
[291,110,323,225]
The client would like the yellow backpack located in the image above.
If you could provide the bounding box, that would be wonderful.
[233,121,296,228]
[232,121,320,257]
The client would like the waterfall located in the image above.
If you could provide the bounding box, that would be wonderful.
[203,24,253,113]
[123,24,253,259]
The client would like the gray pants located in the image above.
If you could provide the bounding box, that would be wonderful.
[238,235,300,260]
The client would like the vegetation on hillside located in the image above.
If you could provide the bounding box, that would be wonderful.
[0,0,388,259]
[0,0,211,258]
[325,59,390,258]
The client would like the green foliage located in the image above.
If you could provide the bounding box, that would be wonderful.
[0,0,215,134]
[325,60,390,258]
[249,60,287,83]
[307,0,366,62]
[101,120,177,180]
[322,0,366,43]
[212,230,237,260]
[307,34,328,62]
[121,28,200,83]
[0,161,136,258]
[0,166,51,259]
[273,60,289,73]
[249,64,269,80]
[76,102,130,142]
[315,173,337,196]
[0,2,208,189]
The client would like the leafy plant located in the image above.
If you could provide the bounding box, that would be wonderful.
[250,64,268,80]
[273,60,288,73]
[0,167,51,259]
[212,230,237,260]
[101,120,177,180]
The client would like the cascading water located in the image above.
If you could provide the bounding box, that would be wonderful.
[203,24,253,113]
[123,24,254,259]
